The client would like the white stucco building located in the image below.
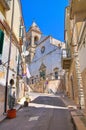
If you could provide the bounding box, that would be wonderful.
[0,0,25,103]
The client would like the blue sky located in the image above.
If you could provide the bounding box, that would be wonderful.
[21,0,68,42]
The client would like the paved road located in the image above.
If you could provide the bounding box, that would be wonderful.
[0,94,75,130]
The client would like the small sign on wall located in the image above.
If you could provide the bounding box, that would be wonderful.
[0,71,5,78]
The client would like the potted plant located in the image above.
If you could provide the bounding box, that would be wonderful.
[7,79,16,119]
[24,92,31,107]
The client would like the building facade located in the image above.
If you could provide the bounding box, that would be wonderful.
[0,0,26,110]
[27,22,65,93]
[62,0,86,112]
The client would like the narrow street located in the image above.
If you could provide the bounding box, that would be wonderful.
[0,1,86,130]
[0,93,75,130]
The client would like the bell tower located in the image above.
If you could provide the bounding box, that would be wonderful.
[27,22,42,62]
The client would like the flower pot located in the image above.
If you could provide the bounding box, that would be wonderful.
[24,101,28,107]
[7,109,16,119]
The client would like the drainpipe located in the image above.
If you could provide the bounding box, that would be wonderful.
[4,0,14,114]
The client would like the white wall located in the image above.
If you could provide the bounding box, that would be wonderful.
[29,37,62,77]
[6,0,21,40]
[0,34,19,86]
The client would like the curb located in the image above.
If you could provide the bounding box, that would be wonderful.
[61,97,86,130]
[0,115,6,122]
[71,111,86,130]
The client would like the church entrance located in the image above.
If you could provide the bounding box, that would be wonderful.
[39,63,46,80]
[40,70,46,80]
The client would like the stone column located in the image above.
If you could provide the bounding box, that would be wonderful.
[72,16,85,109]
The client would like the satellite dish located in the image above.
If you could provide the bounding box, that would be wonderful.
[21,51,29,57]
[24,51,29,56]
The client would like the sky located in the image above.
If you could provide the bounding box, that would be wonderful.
[21,0,68,42]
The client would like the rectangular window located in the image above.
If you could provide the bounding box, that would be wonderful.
[0,30,4,55]
[40,71,46,80]
[32,79,34,84]
[55,72,58,79]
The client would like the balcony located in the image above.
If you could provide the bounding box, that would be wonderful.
[0,0,11,10]
[70,0,86,21]
[62,49,71,70]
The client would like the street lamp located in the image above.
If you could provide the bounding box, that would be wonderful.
[4,0,14,114]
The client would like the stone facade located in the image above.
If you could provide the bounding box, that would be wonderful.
[68,60,79,104]
[82,68,86,110]
[27,22,65,93]
[78,24,86,111]
[63,1,86,112]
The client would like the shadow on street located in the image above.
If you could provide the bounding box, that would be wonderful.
[31,96,66,107]
[0,96,75,130]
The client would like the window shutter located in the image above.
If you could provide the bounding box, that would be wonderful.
[0,30,4,55]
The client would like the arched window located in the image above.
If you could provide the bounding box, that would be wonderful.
[54,68,58,80]
[55,71,58,79]
[34,36,39,45]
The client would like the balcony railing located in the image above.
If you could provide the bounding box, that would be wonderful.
[62,49,71,69]
[70,0,86,20]
[0,0,11,10]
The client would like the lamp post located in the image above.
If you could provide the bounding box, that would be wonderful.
[4,0,14,114]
